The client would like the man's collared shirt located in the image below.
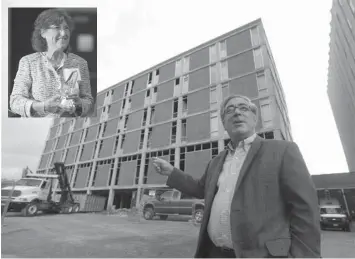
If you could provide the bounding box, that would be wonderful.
[207,133,257,249]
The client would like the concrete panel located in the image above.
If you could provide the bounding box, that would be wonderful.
[190,47,209,71]
[70,130,82,146]
[229,73,258,98]
[187,113,210,142]
[147,155,169,184]
[51,151,62,166]
[122,130,140,154]
[185,149,211,179]
[187,88,210,114]
[153,100,173,124]
[228,51,255,78]
[90,107,103,126]
[189,67,210,91]
[103,118,119,137]
[119,160,136,185]
[159,62,175,82]
[157,80,174,102]
[85,125,99,142]
[44,139,54,152]
[96,94,105,107]
[151,123,171,149]
[127,110,143,131]
[131,91,145,110]
[94,164,110,187]
[49,126,58,139]
[108,101,121,119]
[98,137,115,158]
[112,85,124,102]
[80,141,96,161]
[253,99,263,132]
[132,74,148,94]
[39,154,50,169]
[74,166,90,188]
[74,118,84,131]
[56,135,67,150]
[65,146,78,164]
[61,121,71,135]
[226,30,252,56]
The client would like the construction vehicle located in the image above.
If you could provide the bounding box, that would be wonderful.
[1,162,80,217]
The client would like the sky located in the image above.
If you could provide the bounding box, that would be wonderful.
[1,0,350,180]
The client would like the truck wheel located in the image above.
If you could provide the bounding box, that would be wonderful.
[23,203,39,217]
[160,215,168,220]
[143,207,154,220]
[193,209,204,223]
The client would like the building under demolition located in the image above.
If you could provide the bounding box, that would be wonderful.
[36,18,292,210]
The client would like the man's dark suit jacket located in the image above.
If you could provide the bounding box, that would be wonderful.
[166,136,321,258]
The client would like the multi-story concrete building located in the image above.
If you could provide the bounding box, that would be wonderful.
[327,0,355,171]
[36,18,292,210]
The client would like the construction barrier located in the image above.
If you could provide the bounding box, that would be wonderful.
[72,194,107,212]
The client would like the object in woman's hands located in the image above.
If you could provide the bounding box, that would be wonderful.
[60,68,81,114]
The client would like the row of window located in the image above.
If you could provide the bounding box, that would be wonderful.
[96,48,264,117]
[50,75,274,146]
[45,97,276,160]
[41,130,277,188]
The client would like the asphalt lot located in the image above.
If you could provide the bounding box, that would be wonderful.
[1,212,355,258]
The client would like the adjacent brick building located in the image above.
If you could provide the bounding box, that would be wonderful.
[327,0,355,171]
[36,18,292,209]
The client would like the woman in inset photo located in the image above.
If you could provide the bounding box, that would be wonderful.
[10,8,94,117]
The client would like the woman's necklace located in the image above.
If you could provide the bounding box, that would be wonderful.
[46,51,64,70]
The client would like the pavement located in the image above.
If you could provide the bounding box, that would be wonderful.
[1,212,355,258]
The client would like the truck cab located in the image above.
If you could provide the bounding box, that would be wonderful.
[320,204,351,232]
[142,188,204,222]
[1,178,51,212]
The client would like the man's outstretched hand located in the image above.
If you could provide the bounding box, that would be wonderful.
[151,157,174,177]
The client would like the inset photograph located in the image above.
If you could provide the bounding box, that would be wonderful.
[8,8,97,118]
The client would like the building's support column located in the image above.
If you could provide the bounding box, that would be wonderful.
[107,188,115,210]
[107,157,119,210]
[86,140,101,195]
[341,188,350,217]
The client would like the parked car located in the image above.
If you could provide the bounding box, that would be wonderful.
[320,204,351,232]
[142,189,204,222]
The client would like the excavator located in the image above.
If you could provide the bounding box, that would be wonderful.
[1,162,80,217]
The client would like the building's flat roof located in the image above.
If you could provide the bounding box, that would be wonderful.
[311,172,355,189]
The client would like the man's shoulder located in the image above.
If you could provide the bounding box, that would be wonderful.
[260,138,296,151]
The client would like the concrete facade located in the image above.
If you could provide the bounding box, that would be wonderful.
[327,0,355,171]
[36,19,292,209]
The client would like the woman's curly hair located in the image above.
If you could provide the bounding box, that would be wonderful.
[31,9,74,53]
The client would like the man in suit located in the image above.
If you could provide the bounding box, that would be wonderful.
[152,94,321,258]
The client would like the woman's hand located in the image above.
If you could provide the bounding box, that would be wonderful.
[32,95,62,114]
[44,95,62,113]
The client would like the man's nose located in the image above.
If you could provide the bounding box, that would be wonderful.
[233,108,243,115]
